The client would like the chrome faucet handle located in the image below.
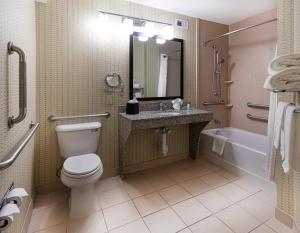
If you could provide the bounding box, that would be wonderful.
[159,102,164,111]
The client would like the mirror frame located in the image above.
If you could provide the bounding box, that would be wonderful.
[129,33,184,101]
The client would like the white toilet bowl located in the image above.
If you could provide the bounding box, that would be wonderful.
[61,153,103,219]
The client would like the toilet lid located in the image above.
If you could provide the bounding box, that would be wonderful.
[63,154,102,175]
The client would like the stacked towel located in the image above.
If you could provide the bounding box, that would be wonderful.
[264,54,300,92]
[274,102,290,149]
[212,134,228,156]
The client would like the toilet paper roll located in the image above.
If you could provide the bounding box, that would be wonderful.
[6,188,28,207]
[0,204,20,231]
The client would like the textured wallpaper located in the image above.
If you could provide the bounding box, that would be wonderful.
[0,0,36,232]
[35,0,197,187]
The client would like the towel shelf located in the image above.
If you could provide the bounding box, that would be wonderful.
[247,114,268,123]
[247,102,269,110]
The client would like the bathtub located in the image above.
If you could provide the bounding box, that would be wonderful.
[201,127,268,179]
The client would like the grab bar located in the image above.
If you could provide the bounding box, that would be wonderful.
[48,112,111,121]
[247,114,268,123]
[7,42,27,128]
[0,122,39,170]
[247,102,269,110]
[203,100,225,106]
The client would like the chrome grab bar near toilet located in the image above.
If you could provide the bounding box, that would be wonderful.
[0,122,39,170]
[48,112,111,121]
[203,100,225,106]
[247,102,269,110]
[7,42,27,128]
[247,114,268,123]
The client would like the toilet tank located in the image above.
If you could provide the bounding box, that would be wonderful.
[55,122,101,158]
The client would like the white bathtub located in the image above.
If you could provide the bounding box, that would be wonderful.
[201,127,268,179]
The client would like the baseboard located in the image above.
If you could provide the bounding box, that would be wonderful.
[21,198,33,233]
[275,207,294,229]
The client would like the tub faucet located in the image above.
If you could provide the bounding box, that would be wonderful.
[159,102,165,111]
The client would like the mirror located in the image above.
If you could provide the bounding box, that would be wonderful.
[130,34,184,101]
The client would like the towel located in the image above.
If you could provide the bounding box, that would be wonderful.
[282,105,296,174]
[264,67,300,92]
[268,54,300,74]
[273,102,290,149]
[212,134,228,156]
[157,54,168,97]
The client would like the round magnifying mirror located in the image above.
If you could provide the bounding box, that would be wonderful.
[105,73,121,88]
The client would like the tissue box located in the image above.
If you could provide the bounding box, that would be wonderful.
[126,102,139,114]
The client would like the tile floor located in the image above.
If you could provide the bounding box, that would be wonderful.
[28,158,298,233]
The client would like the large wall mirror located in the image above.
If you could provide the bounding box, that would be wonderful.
[129,34,184,101]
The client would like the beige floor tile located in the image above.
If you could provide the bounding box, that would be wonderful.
[216,205,261,233]
[216,169,239,181]
[96,176,124,193]
[200,173,230,187]
[189,165,213,177]
[167,169,196,183]
[177,158,208,169]
[179,178,211,196]
[32,223,67,233]
[238,195,274,222]
[143,207,186,233]
[67,211,107,233]
[233,178,262,194]
[97,188,130,209]
[161,163,182,174]
[146,175,176,190]
[28,204,68,232]
[172,198,211,225]
[196,190,233,213]
[103,201,140,230]
[109,219,150,233]
[34,191,68,210]
[266,217,298,233]
[189,215,233,233]
[159,185,192,205]
[123,176,156,199]
[250,224,276,233]
[255,189,277,207]
[216,183,251,202]
[178,228,193,233]
[133,192,168,217]
[203,163,222,172]
[142,166,167,178]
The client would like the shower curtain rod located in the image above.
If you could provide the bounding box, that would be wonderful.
[203,18,277,47]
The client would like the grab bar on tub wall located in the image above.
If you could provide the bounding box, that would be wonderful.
[247,114,268,123]
[247,102,269,110]
[48,112,111,121]
[7,42,27,128]
[0,122,39,170]
[203,100,225,106]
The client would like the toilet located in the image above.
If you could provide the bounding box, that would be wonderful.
[55,122,103,219]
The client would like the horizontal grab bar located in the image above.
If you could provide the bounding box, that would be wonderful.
[48,112,111,121]
[247,114,268,123]
[0,122,39,170]
[203,100,225,106]
[247,102,270,110]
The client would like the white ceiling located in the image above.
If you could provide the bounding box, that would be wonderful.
[125,0,277,25]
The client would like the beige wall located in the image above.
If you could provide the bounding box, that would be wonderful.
[198,19,229,128]
[35,0,196,187]
[0,0,36,232]
[228,9,277,135]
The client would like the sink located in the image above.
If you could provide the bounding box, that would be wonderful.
[156,112,181,116]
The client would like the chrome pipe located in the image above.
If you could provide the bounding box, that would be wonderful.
[7,42,27,128]
[0,122,39,170]
[247,114,268,123]
[48,112,111,121]
[247,102,270,110]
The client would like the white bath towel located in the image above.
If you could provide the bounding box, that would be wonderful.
[157,54,168,97]
[212,134,228,156]
[268,54,300,74]
[282,105,296,174]
[264,67,300,92]
[273,102,290,149]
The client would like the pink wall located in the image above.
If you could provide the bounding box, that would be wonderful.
[198,19,229,129]
[228,9,277,135]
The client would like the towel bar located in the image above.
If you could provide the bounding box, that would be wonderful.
[247,102,269,110]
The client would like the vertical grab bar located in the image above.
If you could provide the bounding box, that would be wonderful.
[7,42,27,128]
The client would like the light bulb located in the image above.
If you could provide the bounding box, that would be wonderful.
[97,13,110,33]
[138,35,148,42]
[122,18,133,35]
[144,22,155,37]
[163,25,174,40]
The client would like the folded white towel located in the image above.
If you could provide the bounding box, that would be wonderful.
[282,105,296,174]
[264,67,300,92]
[268,54,300,74]
[274,102,290,149]
[212,134,228,156]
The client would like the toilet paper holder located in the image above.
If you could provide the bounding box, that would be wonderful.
[0,183,14,211]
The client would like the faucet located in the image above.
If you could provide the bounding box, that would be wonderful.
[159,102,164,111]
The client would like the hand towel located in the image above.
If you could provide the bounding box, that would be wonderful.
[212,134,228,156]
[274,102,290,149]
[157,54,168,97]
[282,105,296,174]
[268,54,300,74]
[264,67,300,92]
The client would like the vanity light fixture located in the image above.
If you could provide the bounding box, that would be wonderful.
[162,25,174,40]
[97,13,110,31]
[154,35,166,44]
[122,18,134,35]
[137,32,149,42]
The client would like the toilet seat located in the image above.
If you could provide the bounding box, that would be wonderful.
[63,153,102,178]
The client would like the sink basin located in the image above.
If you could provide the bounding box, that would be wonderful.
[156,112,181,116]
